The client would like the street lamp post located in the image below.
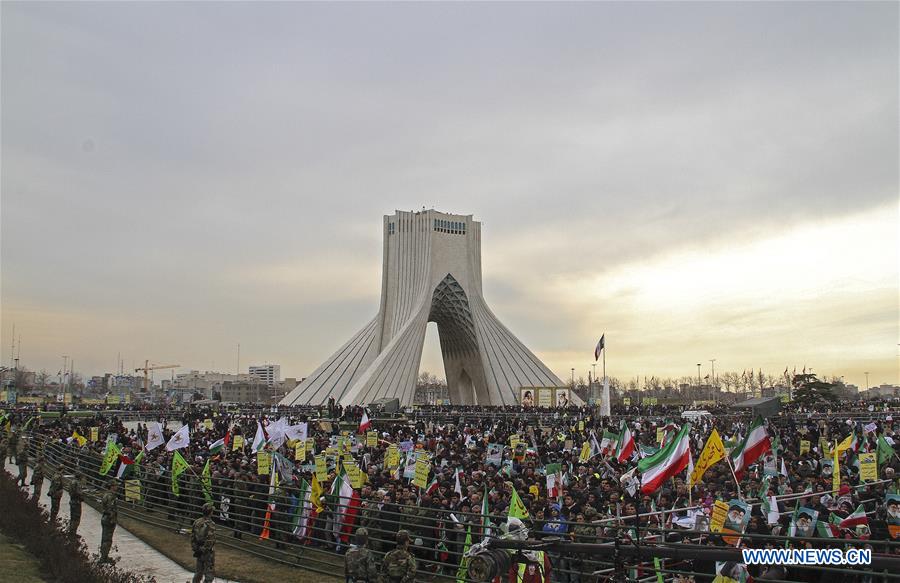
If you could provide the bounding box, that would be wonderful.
[571,368,575,388]
[697,364,702,391]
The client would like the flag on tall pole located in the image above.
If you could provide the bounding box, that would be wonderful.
[594,334,605,361]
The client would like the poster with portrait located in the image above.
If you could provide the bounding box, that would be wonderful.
[486,443,503,466]
[713,562,751,583]
[721,499,750,546]
[762,452,777,476]
[887,494,900,539]
[555,388,570,408]
[791,507,819,539]
[519,388,535,408]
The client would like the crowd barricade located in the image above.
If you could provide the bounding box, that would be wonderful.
[21,432,900,583]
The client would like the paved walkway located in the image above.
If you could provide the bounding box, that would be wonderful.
[4,461,229,583]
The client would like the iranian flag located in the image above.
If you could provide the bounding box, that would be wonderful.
[359,410,371,433]
[546,473,559,499]
[454,467,464,497]
[730,417,771,480]
[817,513,841,538]
[600,430,619,456]
[331,470,361,544]
[209,437,226,455]
[615,421,635,463]
[638,423,692,495]
[426,477,440,495]
[839,505,868,529]
[293,479,313,539]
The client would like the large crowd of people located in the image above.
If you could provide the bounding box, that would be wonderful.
[2,398,899,582]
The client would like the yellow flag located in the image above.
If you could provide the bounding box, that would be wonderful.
[72,430,87,447]
[579,440,591,463]
[832,441,840,492]
[310,473,324,512]
[689,428,726,487]
[836,434,854,453]
[508,486,529,520]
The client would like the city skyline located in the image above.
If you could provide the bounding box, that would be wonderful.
[2,2,897,392]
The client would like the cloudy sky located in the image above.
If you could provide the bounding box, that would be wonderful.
[2,2,897,390]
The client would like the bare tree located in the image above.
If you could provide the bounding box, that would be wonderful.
[36,370,50,391]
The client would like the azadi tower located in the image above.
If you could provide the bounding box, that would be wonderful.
[280,210,565,406]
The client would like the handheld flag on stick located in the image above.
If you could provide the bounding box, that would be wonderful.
[171,451,190,496]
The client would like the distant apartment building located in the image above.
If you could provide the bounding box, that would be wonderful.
[249,364,281,387]
[863,385,900,399]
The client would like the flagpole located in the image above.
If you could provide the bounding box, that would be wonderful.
[724,452,742,498]
[601,336,611,418]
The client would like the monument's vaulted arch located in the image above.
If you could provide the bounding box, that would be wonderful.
[280,210,565,406]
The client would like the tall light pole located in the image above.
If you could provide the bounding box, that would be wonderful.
[697,364,702,390]
[864,372,870,392]
[61,355,69,405]
[571,368,575,387]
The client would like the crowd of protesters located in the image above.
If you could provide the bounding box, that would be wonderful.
[2,397,899,582]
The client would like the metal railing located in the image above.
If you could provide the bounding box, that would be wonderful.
[11,431,899,583]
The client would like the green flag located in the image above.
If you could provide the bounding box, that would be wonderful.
[456,526,472,583]
[171,451,190,496]
[481,483,492,540]
[508,486,529,520]
[877,435,895,467]
[653,557,664,583]
[201,459,212,502]
[99,440,122,476]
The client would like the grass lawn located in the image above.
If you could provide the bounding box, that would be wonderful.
[0,532,49,583]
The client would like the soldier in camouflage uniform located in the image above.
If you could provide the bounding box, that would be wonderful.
[7,429,18,464]
[380,529,417,583]
[0,435,7,468]
[48,469,64,521]
[100,481,118,562]
[191,502,216,583]
[17,439,29,487]
[68,475,85,537]
[30,454,44,502]
[345,527,377,582]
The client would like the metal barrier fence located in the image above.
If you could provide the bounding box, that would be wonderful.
[13,432,900,583]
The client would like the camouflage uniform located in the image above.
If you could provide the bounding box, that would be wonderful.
[100,487,118,561]
[17,443,29,487]
[68,477,84,536]
[380,533,417,583]
[191,505,216,583]
[7,431,18,464]
[48,470,63,521]
[30,457,44,501]
[345,533,378,582]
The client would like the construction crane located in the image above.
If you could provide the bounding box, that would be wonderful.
[135,360,180,392]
